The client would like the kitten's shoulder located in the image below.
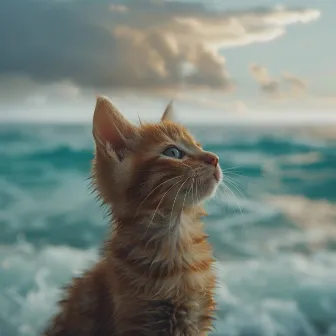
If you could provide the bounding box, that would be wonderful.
[43,260,115,335]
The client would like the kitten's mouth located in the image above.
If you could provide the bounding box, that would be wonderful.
[213,166,222,182]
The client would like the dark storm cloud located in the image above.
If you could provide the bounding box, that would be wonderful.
[0,0,122,87]
[0,0,231,90]
[0,0,320,90]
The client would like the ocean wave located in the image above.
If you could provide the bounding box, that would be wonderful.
[214,253,336,336]
[1,243,336,336]
[0,243,98,336]
[0,124,335,335]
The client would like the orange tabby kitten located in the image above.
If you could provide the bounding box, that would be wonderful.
[43,96,222,336]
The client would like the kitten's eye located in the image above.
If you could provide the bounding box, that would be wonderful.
[162,146,185,159]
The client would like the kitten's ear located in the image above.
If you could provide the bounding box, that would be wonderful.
[93,96,138,160]
[161,100,174,122]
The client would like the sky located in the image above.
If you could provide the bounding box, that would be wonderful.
[0,0,335,124]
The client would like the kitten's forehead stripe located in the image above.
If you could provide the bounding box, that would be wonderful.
[138,122,200,153]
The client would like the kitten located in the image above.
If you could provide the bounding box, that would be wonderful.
[43,96,222,336]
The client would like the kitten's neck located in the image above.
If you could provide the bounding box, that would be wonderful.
[109,204,208,258]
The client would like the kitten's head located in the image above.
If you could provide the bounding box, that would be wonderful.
[92,96,222,218]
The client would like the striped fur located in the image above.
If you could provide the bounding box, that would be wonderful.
[43,96,222,336]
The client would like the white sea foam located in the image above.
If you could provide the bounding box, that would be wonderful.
[214,252,336,336]
[1,243,336,336]
[0,243,98,336]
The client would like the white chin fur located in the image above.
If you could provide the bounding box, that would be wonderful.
[196,178,220,203]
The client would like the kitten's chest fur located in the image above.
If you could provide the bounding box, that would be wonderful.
[109,213,217,335]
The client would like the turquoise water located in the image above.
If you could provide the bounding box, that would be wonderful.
[0,124,335,336]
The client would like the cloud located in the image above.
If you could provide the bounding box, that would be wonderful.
[0,0,320,92]
[250,64,281,96]
[109,4,128,13]
[0,75,81,111]
[249,63,336,112]
[282,72,307,93]
[250,63,308,99]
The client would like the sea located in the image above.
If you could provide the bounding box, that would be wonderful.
[0,123,335,336]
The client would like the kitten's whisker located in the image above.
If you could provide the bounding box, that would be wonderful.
[191,166,207,173]
[216,184,231,211]
[184,184,192,210]
[133,176,181,220]
[222,165,243,172]
[223,171,251,185]
[119,193,141,210]
[120,181,166,212]
[223,172,245,180]
[221,182,243,215]
[142,179,183,247]
[180,184,192,229]
[191,183,196,221]
[195,176,201,206]
[224,176,246,200]
[180,161,192,169]
[169,177,189,235]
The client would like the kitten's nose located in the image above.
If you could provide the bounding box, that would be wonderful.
[203,152,219,167]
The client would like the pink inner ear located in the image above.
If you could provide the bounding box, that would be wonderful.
[94,113,128,154]
[99,121,126,151]
[93,96,136,156]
